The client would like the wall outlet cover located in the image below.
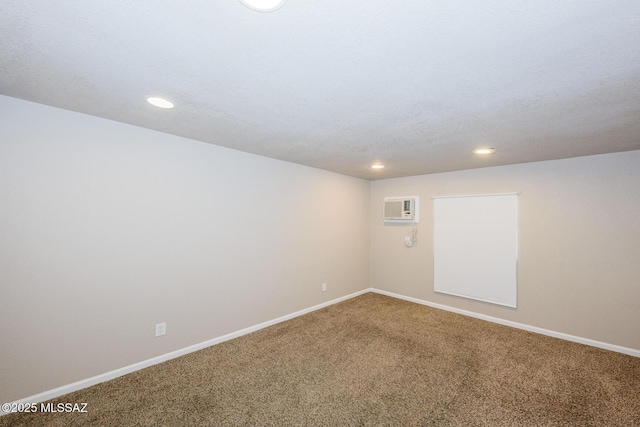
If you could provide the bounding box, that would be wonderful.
[155,322,167,337]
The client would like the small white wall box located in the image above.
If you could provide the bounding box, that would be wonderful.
[383,196,419,223]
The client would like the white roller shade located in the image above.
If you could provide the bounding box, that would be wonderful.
[433,193,518,308]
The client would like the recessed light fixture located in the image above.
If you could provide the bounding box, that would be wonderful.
[472,147,496,155]
[238,0,286,12]
[371,164,385,169]
[146,97,174,109]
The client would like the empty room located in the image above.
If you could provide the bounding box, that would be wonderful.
[1,1,639,426]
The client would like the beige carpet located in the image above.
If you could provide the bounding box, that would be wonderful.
[2,293,639,426]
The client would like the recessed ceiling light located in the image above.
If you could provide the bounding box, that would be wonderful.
[472,147,496,155]
[238,0,286,12]
[146,97,174,109]
[371,164,385,169]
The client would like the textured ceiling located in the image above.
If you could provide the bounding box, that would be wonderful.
[1,0,640,180]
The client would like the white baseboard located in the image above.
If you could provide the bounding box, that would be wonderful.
[370,288,640,358]
[5,287,637,416]
[2,289,369,415]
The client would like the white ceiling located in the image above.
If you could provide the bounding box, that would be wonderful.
[2,0,639,180]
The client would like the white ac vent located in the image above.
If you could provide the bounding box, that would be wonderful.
[383,197,419,223]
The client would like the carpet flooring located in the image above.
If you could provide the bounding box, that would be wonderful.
[2,293,639,426]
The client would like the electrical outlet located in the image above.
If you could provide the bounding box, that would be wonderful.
[155,322,166,337]
[322,283,327,292]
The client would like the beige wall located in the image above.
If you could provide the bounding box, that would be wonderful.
[0,96,370,403]
[2,94,638,404]
[371,151,640,351]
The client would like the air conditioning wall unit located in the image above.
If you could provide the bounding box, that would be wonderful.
[383,196,419,223]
